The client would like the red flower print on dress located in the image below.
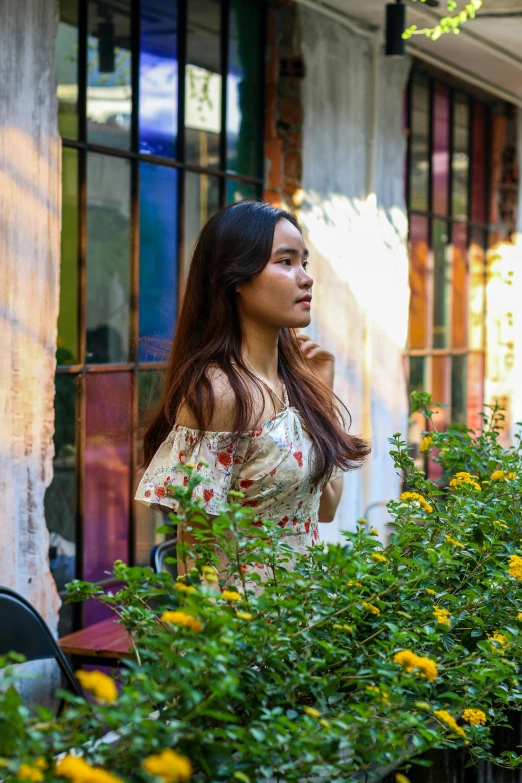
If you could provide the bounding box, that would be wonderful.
[217,451,233,467]
[240,564,248,573]
[183,475,188,487]
[293,451,303,467]
[278,516,289,528]
[179,450,187,464]
[188,434,194,445]
[155,486,166,499]
[304,517,311,533]
[203,488,214,503]
[248,427,263,438]
[252,520,263,528]
[227,444,235,453]
[144,490,151,498]
[269,469,277,477]
[234,457,242,464]
[292,517,298,527]
[240,478,253,489]
[298,500,303,509]
[313,527,319,543]
[243,499,259,508]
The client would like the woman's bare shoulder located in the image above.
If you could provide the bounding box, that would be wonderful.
[175,365,237,432]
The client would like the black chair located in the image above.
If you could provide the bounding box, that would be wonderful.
[150,538,178,578]
[0,586,83,705]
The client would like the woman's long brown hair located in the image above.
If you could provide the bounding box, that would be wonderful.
[142,200,370,483]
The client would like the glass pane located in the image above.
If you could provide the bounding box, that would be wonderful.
[87,0,132,150]
[470,101,486,224]
[185,0,222,168]
[134,371,166,566]
[409,74,430,212]
[451,222,468,349]
[58,147,79,365]
[45,375,77,636]
[140,0,178,158]
[139,163,178,361]
[452,94,470,220]
[409,355,426,395]
[226,180,259,204]
[184,172,220,268]
[408,215,430,350]
[227,0,262,178]
[469,229,486,351]
[432,83,450,216]
[467,351,484,432]
[84,373,131,582]
[429,354,450,481]
[432,219,450,349]
[86,153,131,364]
[451,355,467,425]
[56,0,79,139]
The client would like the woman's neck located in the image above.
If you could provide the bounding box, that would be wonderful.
[241,322,281,384]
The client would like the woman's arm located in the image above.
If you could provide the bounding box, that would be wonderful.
[318,477,344,523]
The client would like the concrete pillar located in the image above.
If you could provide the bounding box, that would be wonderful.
[0,0,61,630]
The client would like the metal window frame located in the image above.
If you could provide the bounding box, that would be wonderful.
[55,0,266,626]
[405,62,499,477]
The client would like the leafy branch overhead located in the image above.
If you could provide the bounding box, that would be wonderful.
[404,0,483,41]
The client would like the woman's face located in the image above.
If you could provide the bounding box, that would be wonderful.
[236,218,313,330]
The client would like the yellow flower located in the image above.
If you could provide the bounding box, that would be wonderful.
[75,670,117,704]
[161,611,202,632]
[55,756,124,783]
[221,590,242,602]
[395,774,411,783]
[319,718,331,728]
[415,701,432,711]
[508,555,522,581]
[508,472,517,480]
[399,492,433,513]
[491,470,506,481]
[449,473,481,491]
[371,553,387,563]
[236,611,253,621]
[420,435,433,452]
[142,749,192,783]
[303,706,321,718]
[425,588,436,596]
[393,650,437,682]
[369,527,379,536]
[17,764,44,782]
[444,535,464,549]
[462,708,487,726]
[365,685,391,706]
[433,606,451,627]
[362,601,380,616]
[185,462,195,469]
[493,520,509,530]
[333,623,353,632]
[517,613,522,621]
[347,581,362,587]
[433,709,466,738]
[488,631,508,651]
[174,583,196,594]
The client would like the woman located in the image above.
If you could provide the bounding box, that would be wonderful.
[135,201,369,576]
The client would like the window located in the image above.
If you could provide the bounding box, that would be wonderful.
[49,0,264,634]
[406,68,494,477]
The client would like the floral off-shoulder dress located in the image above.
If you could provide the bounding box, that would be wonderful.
[134,383,343,575]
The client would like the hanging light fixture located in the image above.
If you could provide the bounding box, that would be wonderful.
[385,0,406,56]
[98,2,115,73]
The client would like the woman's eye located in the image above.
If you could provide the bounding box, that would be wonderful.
[281,258,292,266]
[303,260,309,270]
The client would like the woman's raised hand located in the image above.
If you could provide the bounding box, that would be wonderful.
[296,332,335,390]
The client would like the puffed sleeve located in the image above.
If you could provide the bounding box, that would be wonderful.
[134,425,248,516]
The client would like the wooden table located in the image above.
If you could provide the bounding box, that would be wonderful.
[58,618,133,667]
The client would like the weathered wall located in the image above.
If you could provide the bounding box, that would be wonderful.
[0,0,61,631]
[296,7,411,541]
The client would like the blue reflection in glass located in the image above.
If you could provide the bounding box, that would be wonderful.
[139,163,178,361]
[140,0,178,158]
